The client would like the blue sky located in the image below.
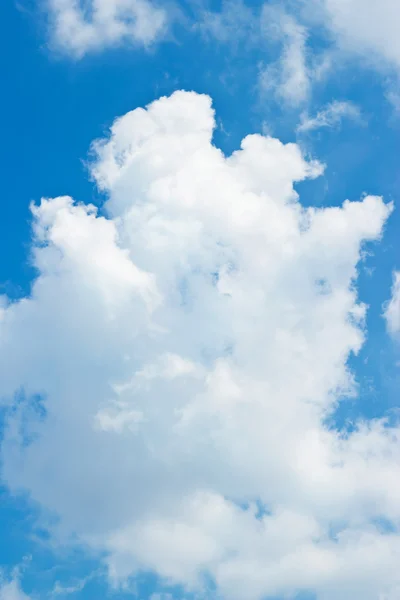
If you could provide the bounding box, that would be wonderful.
[1,0,400,599]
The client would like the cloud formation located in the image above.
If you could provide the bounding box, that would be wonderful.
[199,2,328,108]
[297,100,361,133]
[1,91,399,599]
[259,5,311,106]
[385,271,400,336]
[0,575,30,600]
[318,0,400,71]
[47,0,167,58]
[198,0,400,112]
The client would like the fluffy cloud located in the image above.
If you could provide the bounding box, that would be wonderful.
[297,100,361,133]
[47,0,167,58]
[385,272,400,336]
[1,91,399,599]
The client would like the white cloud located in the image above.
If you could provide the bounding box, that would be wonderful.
[198,3,315,107]
[384,271,400,336]
[47,0,167,58]
[297,100,361,133]
[318,0,400,72]
[0,91,399,599]
[0,576,30,600]
[259,6,310,106]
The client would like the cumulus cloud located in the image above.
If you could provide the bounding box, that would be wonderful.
[0,91,399,599]
[385,271,400,336]
[47,0,167,58]
[297,100,361,133]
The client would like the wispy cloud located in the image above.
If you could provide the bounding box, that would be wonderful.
[297,100,362,133]
[317,0,400,71]
[197,0,257,45]
[259,5,310,106]
[384,271,400,336]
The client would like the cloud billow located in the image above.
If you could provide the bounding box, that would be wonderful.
[0,91,399,600]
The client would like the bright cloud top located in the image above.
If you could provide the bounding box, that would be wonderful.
[48,0,167,57]
[1,91,399,599]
